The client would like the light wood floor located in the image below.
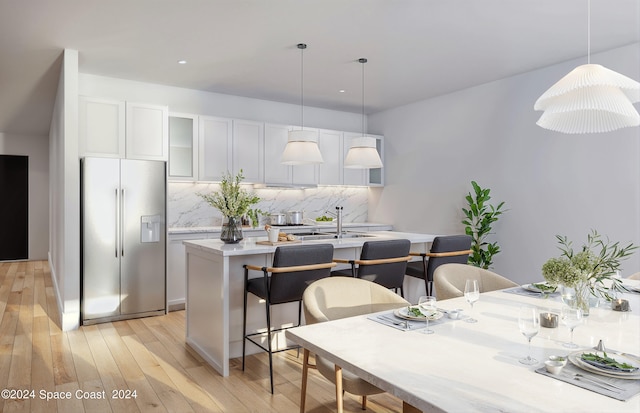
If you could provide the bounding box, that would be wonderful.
[0,260,402,413]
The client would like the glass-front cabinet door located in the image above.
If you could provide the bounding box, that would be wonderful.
[168,113,198,181]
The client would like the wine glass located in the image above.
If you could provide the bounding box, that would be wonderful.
[418,296,437,334]
[464,279,480,323]
[560,285,577,308]
[561,306,582,348]
[518,306,540,365]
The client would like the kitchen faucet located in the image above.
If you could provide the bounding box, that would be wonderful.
[325,206,344,238]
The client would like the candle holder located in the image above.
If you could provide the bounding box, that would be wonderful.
[612,299,630,312]
[540,312,558,328]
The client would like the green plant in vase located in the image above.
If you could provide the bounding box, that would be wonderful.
[542,230,637,315]
[198,170,260,243]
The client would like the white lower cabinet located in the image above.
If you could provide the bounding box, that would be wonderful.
[167,232,219,311]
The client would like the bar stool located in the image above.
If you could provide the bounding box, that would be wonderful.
[406,235,472,296]
[242,243,336,393]
[332,239,412,297]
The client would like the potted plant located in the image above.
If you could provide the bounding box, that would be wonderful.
[198,170,260,243]
[541,230,637,315]
[461,181,506,269]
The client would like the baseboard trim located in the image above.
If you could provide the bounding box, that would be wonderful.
[48,252,80,331]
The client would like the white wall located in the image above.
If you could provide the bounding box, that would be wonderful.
[369,43,640,283]
[0,133,49,259]
[49,49,80,331]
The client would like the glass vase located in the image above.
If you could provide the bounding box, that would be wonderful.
[560,283,591,316]
[220,216,243,244]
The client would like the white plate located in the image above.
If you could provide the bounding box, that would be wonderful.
[569,351,640,380]
[522,282,556,293]
[394,306,443,321]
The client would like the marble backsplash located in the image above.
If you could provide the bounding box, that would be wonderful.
[168,182,369,227]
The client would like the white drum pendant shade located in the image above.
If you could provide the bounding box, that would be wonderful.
[344,136,383,169]
[535,64,640,134]
[281,129,323,165]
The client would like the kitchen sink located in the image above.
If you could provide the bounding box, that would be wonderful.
[294,232,375,241]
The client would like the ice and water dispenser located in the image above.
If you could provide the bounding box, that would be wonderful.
[141,215,161,243]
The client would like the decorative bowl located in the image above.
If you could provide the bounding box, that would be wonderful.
[545,360,565,375]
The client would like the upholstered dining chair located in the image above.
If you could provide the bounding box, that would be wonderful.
[242,244,336,394]
[405,234,472,296]
[433,263,518,300]
[627,272,640,280]
[300,277,410,413]
[332,239,412,297]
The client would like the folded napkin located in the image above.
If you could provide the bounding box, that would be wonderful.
[502,286,559,298]
[367,310,459,331]
[580,352,639,373]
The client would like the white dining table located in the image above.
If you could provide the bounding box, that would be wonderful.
[286,281,640,413]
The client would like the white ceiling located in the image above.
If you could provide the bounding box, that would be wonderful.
[0,0,638,136]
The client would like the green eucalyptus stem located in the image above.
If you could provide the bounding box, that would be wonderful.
[197,170,260,218]
[542,229,638,301]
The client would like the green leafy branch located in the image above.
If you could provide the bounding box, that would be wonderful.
[197,170,260,218]
[543,229,637,300]
[461,181,506,269]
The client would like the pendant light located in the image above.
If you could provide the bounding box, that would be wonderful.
[344,58,383,169]
[534,0,640,134]
[281,43,323,165]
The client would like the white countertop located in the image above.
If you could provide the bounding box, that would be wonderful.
[183,231,437,257]
[169,222,393,235]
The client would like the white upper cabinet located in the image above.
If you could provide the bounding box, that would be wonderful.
[318,129,342,185]
[367,133,384,186]
[79,96,126,158]
[199,116,232,181]
[126,102,169,161]
[264,123,292,184]
[264,123,318,186]
[232,119,264,183]
[168,113,198,181]
[79,97,168,161]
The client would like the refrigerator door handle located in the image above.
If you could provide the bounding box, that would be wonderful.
[121,188,125,257]
[115,188,119,257]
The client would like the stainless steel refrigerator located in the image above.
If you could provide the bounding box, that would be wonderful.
[81,157,166,325]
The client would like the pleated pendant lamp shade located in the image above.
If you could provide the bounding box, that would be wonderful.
[281,43,323,165]
[344,136,383,169]
[281,129,323,165]
[344,58,384,169]
[535,64,640,134]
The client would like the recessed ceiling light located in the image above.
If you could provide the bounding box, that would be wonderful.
[178,60,187,65]
[339,89,346,93]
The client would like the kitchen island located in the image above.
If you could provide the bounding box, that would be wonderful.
[183,231,436,376]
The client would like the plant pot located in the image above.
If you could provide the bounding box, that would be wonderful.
[220,216,243,244]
